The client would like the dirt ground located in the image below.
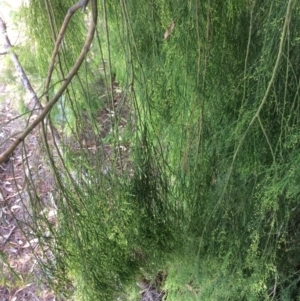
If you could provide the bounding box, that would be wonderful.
[0,74,57,301]
[0,87,57,301]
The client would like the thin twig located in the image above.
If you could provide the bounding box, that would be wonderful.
[198,0,294,257]
[3,225,16,244]
[222,0,293,197]
[44,0,91,101]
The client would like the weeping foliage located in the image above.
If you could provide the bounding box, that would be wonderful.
[14,0,300,300]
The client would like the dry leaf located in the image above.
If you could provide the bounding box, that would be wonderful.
[3,181,13,192]
[22,242,30,248]
[6,193,21,200]
[164,21,175,40]
[6,176,22,180]
[30,238,39,244]
[2,207,11,215]
[11,204,21,212]
[9,247,18,254]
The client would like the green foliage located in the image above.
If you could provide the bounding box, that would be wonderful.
[106,0,300,299]
[20,0,86,75]
[14,0,300,300]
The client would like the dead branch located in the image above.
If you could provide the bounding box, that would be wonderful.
[0,17,43,112]
[0,14,61,150]
[0,0,98,164]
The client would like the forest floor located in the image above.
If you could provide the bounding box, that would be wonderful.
[0,2,57,300]
[0,91,57,300]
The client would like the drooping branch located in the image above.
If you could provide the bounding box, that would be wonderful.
[0,0,98,164]
[44,0,92,101]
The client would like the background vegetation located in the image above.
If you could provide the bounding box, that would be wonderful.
[2,0,300,300]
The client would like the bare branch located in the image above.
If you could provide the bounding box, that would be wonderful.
[0,17,43,112]
[0,0,98,164]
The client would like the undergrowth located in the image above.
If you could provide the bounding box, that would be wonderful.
[11,0,300,300]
